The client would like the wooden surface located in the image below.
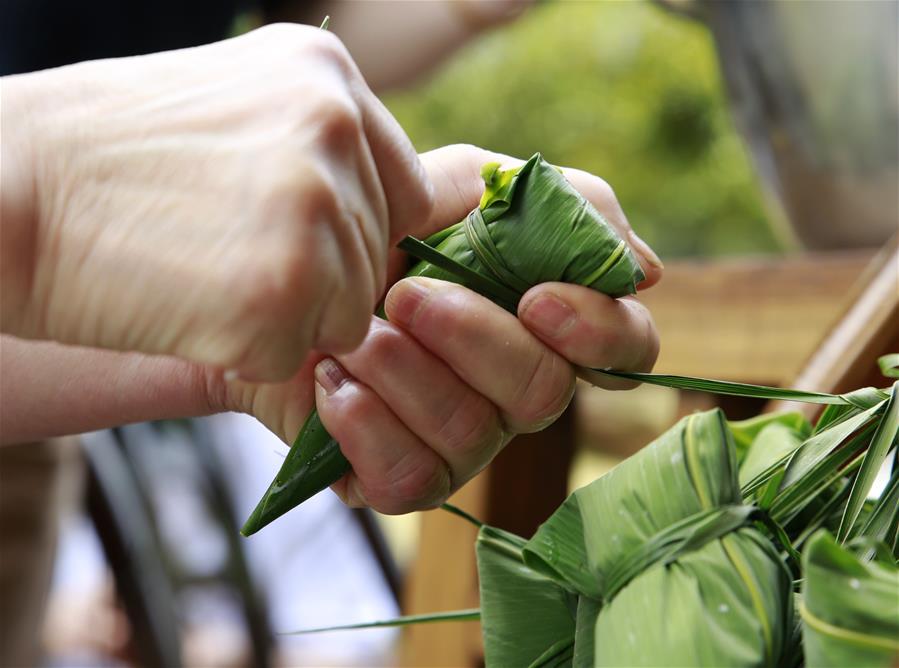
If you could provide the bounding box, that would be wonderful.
[640,250,875,385]
[770,240,899,415]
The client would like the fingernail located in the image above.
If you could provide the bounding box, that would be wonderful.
[385,276,437,327]
[315,358,350,396]
[521,292,577,338]
[628,229,664,270]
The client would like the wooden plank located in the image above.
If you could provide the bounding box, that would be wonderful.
[770,240,899,416]
[640,251,874,384]
[399,472,485,668]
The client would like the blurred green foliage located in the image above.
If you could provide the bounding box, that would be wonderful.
[384,1,785,258]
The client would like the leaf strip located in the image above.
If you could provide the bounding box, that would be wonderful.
[837,382,899,542]
[398,235,521,311]
[282,608,481,635]
[583,369,848,405]
[799,601,899,652]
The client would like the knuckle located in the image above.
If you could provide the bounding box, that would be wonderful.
[392,457,450,507]
[234,239,327,341]
[305,27,350,61]
[334,383,374,427]
[436,392,501,461]
[511,349,575,431]
[361,325,405,368]
[594,177,617,206]
[367,454,450,514]
[255,158,340,227]
[309,94,362,147]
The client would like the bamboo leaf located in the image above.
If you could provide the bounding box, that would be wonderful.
[790,479,851,551]
[594,530,792,667]
[581,369,850,405]
[739,422,806,490]
[837,382,899,542]
[282,608,480,635]
[397,235,521,312]
[801,531,899,667]
[856,469,899,553]
[769,424,876,525]
[729,412,811,463]
[440,502,484,528]
[572,597,600,668]
[780,403,884,490]
[879,353,899,378]
[477,525,577,668]
[523,494,596,598]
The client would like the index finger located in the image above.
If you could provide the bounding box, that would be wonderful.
[356,88,435,242]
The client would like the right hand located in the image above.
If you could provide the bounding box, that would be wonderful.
[0,23,433,381]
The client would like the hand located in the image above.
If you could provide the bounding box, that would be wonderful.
[216,145,661,514]
[0,24,432,381]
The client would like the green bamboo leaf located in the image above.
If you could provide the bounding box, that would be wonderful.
[739,422,806,490]
[770,424,876,525]
[241,409,350,536]
[790,479,851,551]
[440,502,484,528]
[801,531,899,667]
[878,353,899,378]
[856,469,899,553]
[593,530,792,667]
[780,403,884,490]
[729,412,811,463]
[397,235,521,312]
[528,638,575,668]
[601,505,758,602]
[523,494,597,598]
[477,524,577,668]
[581,369,849,405]
[837,382,899,542]
[572,597,600,668]
[281,608,480,635]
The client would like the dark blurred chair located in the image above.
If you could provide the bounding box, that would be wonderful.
[83,423,273,667]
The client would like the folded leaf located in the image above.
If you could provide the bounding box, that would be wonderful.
[801,530,899,668]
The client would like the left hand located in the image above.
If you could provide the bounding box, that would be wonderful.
[214,144,662,514]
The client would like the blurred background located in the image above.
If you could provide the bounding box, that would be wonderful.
[2,1,896,667]
[385,0,785,259]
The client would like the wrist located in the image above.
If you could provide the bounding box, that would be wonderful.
[0,74,40,335]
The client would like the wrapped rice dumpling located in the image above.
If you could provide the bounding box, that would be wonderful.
[801,530,899,668]
[242,154,645,536]
[478,409,793,667]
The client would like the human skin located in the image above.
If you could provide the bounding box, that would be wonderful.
[1,23,433,381]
